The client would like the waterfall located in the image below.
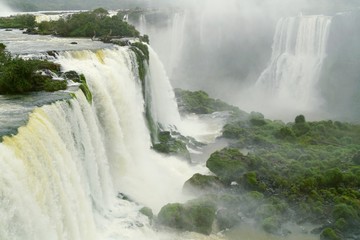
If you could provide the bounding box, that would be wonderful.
[0,46,201,239]
[138,14,147,34]
[254,15,332,118]
[131,11,187,79]
[147,45,182,130]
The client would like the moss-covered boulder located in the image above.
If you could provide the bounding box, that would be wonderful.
[174,88,241,114]
[157,200,216,235]
[139,207,154,221]
[261,216,281,234]
[78,74,92,103]
[183,173,224,195]
[206,148,251,183]
[320,228,341,240]
[152,131,190,160]
[61,70,81,82]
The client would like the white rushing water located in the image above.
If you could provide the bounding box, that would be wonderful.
[243,15,332,121]
[147,45,182,129]
[0,19,324,240]
[0,46,225,240]
[130,11,187,79]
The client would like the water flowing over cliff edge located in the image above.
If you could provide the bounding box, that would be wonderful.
[0,45,226,240]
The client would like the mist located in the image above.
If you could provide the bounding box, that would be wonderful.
[0,0,13,17]
[131,0,360,122]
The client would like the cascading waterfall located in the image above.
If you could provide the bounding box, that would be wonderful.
[253,15,332,118]
[131,11,187,79]
[168,12,187,78]
[0,46,209,240]
[138,14,147,34]
[146,45,182,130]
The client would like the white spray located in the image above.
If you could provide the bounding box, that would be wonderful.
[242,15,332,121]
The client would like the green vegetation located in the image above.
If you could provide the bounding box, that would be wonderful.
[139,207,154,221]
[172,89,360,238]
[130,42,149,89]
[78,74,92,103]
[152,131,190,160]
[157,200,216,235]
[33,8,139,39]
[0,44,67,94]
[183,173,224,195]
[5,0,147,11]
[175,88,242,114]
[0,14,36,29]
[207,114,360,237]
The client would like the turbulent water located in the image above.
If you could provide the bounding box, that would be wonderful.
[0,36,227,239]
[0,21,324,240]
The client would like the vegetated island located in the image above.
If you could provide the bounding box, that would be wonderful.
[153,89,360,240]
[0,43,67,94]
[0,8,149,43]
[0,8,149,95]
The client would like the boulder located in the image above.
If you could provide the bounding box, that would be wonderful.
[157,200,216,235]
[183,173,224,195]
[206,148,250,183]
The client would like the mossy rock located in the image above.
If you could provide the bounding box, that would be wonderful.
[206,148,250,183]
[152,131,190,160]
[78,74,92,103]
[174,88,240,114]
[261,216,281,234]
[183,173,224,195]
[157,200,216,235]
[320,228,341,240]
[139,207,154,221]
[62,70,81,82]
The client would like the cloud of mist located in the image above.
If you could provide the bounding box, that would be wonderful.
[0,0,13,17]
[136,0,360,121]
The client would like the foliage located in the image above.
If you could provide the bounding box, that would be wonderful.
[320,228,341,240]
[157,200,216,235]
[211,113,360,238]
[0,14,36,29]
[0,45,66,94]
[33,8,140,39]
[78,74,92,103]
[130,42,149,89]
[174,88,242,114]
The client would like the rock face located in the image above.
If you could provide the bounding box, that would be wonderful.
[157,200,216,235]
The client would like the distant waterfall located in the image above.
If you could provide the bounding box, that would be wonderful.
[138,14,147,34]
[0,47,197,239]
[254,15,332,118]
[131,11,187,78]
